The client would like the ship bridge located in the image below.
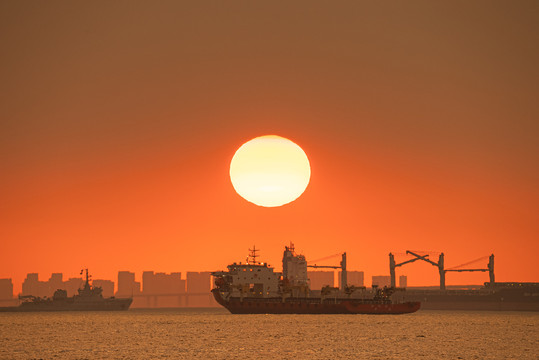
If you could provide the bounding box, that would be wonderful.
[212,247,281,298]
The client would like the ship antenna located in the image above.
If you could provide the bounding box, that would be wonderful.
[248,245,260,265]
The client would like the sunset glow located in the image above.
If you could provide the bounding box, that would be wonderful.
[230,135,311,207]
[1,1,538,299]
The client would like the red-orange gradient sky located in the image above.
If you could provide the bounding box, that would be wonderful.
[1,2,538,293]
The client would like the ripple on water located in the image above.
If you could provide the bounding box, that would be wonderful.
[0,309,537,359]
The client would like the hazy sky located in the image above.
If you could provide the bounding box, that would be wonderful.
[1,1,538,292]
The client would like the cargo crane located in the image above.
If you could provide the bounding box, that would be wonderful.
[389,251,495,290]
[445,254,495,285]
[307,252,347,290]
[389,251,432,288]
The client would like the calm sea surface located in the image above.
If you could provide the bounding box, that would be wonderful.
[1,308,537,359]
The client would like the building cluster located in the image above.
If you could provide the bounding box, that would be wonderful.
[0,279,13,300]
[17,273,114,298]
[0,271,214,308]
[119,271,214,307]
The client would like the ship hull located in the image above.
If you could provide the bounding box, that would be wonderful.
[414,301,539,311]
[0,298,132,312]
[212,289,420,315]
[404,290,539,312]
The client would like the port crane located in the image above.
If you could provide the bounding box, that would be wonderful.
[389,251,495,290]
[307,252,347,290]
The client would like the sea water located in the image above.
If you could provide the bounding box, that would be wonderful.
[1,308,537,359]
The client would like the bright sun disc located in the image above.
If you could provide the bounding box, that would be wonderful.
[230,135,311,207]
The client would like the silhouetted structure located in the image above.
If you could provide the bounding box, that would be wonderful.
[21,273,83,298]
[143,271,185,294]
[0,279,13,300]
[308,271,334,290]
[186,272,212,307]
[48,273,63,295]
[64,277,83,296]
[140,271,186,307]
[92,279,115,298]
[372,275,391,288]
[1,269,131,312]
[339,271,364,288]
[399,275,408,288]
[117,271,141,298]
[22,273,47,297]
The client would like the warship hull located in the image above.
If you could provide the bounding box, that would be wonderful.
[212,289,420,314]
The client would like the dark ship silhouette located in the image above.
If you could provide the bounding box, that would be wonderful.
[0,269,132,312]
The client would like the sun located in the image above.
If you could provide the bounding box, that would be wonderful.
[230,135,311,207]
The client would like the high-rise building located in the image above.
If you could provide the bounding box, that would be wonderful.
[399,275,408,288]
[117,271,140,297]
[0,279,13,300]
[92,279,115,298]
[338,271,364,288]
[48,273,63,294]
[372,275,391,288]
[186,272,211,293]
[22,273,83,297]
[141,271,186,308]
[186,272,212,307]
[22,273,38,296]
[22,273,48,297]
[64,277,83,297]
[308,271,334,290]
[143,271,185,294]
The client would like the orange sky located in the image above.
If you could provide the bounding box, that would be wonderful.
[1,1,538,293]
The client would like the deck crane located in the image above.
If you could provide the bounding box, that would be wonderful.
[307,252,347,291]
[309,253,342,264]
[390,251,495,290]
[445,254,495,285]
[389,251,445,289]
[389,252,431,288]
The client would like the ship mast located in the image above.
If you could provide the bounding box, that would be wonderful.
[248,246,260,265]
[80,268,91,290]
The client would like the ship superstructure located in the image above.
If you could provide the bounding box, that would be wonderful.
[282,243,309,297]
[212,247,282,300]
[211,244,420,314]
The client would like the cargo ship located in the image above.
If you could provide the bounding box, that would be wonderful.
[388,251,539,311]
[404,283,539,311]
[0,269,132,312]
[211,244,420,314]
